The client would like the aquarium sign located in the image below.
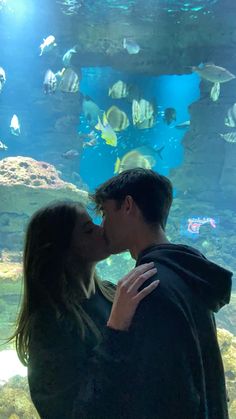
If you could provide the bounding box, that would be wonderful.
[180,216,218,239]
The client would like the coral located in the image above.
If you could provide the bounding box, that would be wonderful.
[0,376,39,419]
[229,400,236,419]
[0,156,88,216]
[0,156,84,189]
[0,263,22,283]
[217,328,236,416]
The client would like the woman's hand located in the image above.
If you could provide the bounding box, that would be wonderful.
[107,262,159,331]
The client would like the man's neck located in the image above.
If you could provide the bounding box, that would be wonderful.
[130,228,170,260]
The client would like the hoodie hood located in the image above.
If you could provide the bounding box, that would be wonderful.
[137,243,232,313]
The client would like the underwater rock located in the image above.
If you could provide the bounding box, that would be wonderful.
[169,83,236,209]
[0,156,88,216]
[61,0,236,76]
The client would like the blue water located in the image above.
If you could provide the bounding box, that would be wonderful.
[0,0,201,192]
[79,70,200,189]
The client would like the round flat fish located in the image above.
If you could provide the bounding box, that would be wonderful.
[106,106,129,131]
[116,149,155,173]
[59,68,80,93]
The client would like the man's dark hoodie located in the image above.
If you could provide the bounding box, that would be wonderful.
[73,244,232,419]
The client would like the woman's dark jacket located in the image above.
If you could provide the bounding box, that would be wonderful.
[28,286,112,419]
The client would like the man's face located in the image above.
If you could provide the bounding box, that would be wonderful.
[100,199,129,254]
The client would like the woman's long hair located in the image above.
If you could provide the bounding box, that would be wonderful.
[8,201,115,366]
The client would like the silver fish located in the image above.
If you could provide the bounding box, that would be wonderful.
[0,66,6,93]
[123,38,140,55]
[175,120,190,129]
[108,80,130,99]
[62,46,78,67]
[61,149,79,159]
[0,67,6,83]
[192,63,235,83]
[43,69,57,94]
[58,68,80,93]
[10,114,20,136]
[0,140,8,151]
[225,103,236,127]
[82,96,102,126]
[39,35,57,56]
[132,99,155,125]
[82,131,99,148]
[220,132,236,143]
[210,82,220,102]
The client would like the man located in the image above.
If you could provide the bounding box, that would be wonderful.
[74,168,232,419]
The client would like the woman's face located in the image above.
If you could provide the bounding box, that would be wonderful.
[70,210,110,262]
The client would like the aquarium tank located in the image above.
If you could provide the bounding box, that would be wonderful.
[0,0,235,417]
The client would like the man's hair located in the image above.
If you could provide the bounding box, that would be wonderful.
[92,168,173,229]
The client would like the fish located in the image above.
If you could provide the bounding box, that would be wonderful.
[0,67,6,92]
[82,132,99,149]
[175,120,191,129]
[58,68,80,93]
[141,145,165,160]
[62,46,78,67]
[114,147,157,174]
[43,69,57,94]
[95,114,117,147]
[39,35,57,56]
[123,38,140,55]
[106,106,130,131]
[225,103,236,127]
[132,99,155,125]
[136,115,155,129]
[82,96,102,126]
[210,82,220,102]
[61,149,80,159]
[108,80,130,99]
[187,217,216,234]
[192,63,236,83]
[0,140,8,151]
[10,114,20,136]
[220,132,236,143]
[163,108,176,125]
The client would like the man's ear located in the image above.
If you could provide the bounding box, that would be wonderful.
[124,195,135,214]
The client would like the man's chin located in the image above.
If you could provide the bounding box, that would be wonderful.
[96,250,111,262]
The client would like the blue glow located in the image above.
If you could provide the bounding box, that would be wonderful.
[1,0,34,21]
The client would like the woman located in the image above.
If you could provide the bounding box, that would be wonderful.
[10,201,158,418]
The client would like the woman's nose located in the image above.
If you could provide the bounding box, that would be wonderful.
[94,223,103,233]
